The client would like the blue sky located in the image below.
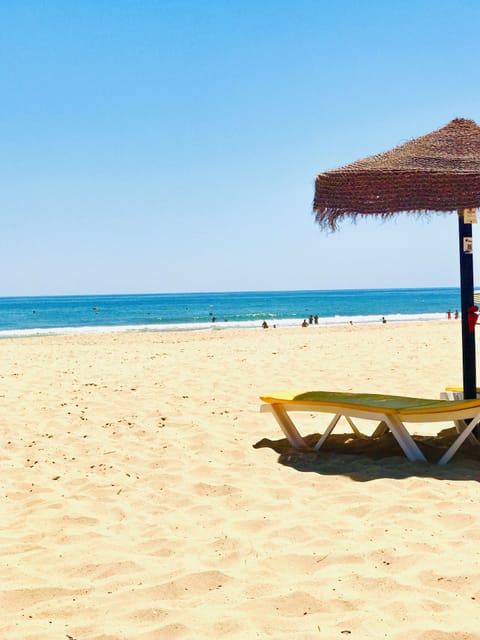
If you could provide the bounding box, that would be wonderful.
[2,0,480,296]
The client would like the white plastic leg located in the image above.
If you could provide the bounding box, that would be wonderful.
[438,413,480,464]
[269,404,309,449]
[313,413,342,451]
[345,415,369,438]
[384,414,427,462]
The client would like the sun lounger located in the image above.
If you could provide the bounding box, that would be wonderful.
[259,391,480,464]
[441,386,480,400]
[439,387,480,446]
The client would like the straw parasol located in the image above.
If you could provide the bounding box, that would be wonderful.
[313,118,480,398]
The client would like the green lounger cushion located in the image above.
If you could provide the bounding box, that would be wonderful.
[260,390,480,415]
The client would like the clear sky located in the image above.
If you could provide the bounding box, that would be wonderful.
[2,0,480,296]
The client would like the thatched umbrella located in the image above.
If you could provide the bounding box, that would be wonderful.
[314,118,480,398]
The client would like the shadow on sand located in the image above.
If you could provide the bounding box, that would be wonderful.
[253,427,480,481]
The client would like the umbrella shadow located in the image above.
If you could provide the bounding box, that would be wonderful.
[253,428,480,481]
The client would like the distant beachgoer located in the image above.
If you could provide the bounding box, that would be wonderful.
[455,310,459,319]
[382,316,387,324]
[314,315,319,324]
[302,319,309,327]
[308,315,313,324]
[262,321,269,329]
[447,310,452,320]
[211,316,216,322]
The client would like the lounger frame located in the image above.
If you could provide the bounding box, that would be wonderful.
[260,400,480,464]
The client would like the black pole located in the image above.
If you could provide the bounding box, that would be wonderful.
[458,209,476,399]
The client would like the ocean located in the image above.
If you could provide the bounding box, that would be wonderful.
[0,288,462,338]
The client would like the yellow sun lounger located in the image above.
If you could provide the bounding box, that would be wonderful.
[259,391,480,464]
[441,386,480,400]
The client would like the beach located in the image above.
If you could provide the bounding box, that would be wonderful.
[2,320,480,639]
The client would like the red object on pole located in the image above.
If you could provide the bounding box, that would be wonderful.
[468,305,479,333]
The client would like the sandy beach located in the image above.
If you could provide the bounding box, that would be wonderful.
[2,320,480,639]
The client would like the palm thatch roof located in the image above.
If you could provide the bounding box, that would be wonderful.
[314,118,480,230]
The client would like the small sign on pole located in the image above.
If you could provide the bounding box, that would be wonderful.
[464,208,478,224]
[464,237,473,254]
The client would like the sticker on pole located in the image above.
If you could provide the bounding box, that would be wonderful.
[464,208,478,224]
[464,237,473,254]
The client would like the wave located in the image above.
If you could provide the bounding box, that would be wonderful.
[0,312,450,338]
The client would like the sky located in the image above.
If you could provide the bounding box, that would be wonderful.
[2,0,480,296]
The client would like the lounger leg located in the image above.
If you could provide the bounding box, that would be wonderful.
[345,416,369,439]
[454,420,480,445]
[384,415,427,462]
[313,413,342,451]
[372,421,389,437]
[269,404,309,449]
[438,414,480,464]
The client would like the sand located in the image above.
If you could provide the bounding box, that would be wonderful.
[2,320,480,639]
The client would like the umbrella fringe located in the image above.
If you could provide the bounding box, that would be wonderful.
[313,209,445,232]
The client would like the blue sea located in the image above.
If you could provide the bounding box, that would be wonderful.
[0,288,462,338]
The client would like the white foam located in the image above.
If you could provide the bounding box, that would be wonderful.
[0,312,450,339]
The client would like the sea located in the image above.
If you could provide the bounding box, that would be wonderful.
[0,288,462,338]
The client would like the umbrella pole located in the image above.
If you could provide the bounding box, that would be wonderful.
[458,209,476,399]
